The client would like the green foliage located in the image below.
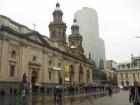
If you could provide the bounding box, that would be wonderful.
[99,71,108,81]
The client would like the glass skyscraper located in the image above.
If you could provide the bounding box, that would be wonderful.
[74,7,106,68]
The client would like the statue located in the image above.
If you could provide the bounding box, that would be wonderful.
[22,73,27,83]
[21,73,28,92]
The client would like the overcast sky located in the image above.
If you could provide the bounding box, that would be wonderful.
[0,0,140,63]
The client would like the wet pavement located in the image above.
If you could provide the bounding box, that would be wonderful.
[94,90,131,105]
[0,90,131,105]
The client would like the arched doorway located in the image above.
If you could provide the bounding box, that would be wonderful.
[31,71,38,84]
[31,71,39,92]
[79,64,83,86]
[87,70,90,84]
[69,65,74,86]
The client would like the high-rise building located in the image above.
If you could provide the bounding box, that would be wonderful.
[99,38,106,69]
[74,7,105,68]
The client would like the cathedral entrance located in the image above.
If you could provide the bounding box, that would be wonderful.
[31,71,39,92]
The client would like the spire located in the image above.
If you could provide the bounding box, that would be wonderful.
[68,19,84,57]
[55,2,61,11]
[71,19,79,34]
[53,2,62,13]
[72,19,79,27]
[49,2,67,46]
[56,1,60,7]
[53,2,63,22]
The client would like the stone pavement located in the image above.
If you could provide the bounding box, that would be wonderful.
[93,90,132,105]
[0,90,132,105]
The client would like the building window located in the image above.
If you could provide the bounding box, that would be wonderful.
[125,73,128,79]
[133,73,136,80]
[33,56,37,61]
[120,73,123,79]
[87,70,90,83]
[10,65,15,77]
[58,31,61,35]
[52,30,56,38]
[49,71,51,80]
[121,81,124,86]
[49,60,52,65]
[11,50,16,58]
[58,63,61,67]
[58,72,61,79]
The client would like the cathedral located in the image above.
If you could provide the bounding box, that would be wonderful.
[0,3,93,91]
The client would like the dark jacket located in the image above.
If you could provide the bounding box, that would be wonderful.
[54,85,63,96]
[129,86,140,102]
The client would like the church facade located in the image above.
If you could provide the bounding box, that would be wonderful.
[0,3,93,91]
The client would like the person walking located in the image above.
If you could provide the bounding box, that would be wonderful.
[108,85,112,96]
[10,87,13,97]
[14,88,17,97]
[54,78,63,105]
[129,80,140,105]
[0,90,5,101]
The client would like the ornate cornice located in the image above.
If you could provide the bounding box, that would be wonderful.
[0,25,92,65]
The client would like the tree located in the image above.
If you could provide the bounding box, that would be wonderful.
[99,71,108,81]
[91,60,99,80]
[99,59,104,70]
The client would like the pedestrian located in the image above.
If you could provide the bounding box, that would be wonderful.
[129,80,140,105]
[22,89,26,97]
[108,85,112,96]
[54,78,63,105]
[14,88,17,97]
[20,89,27,105]
[10,87,13,96]
[0,90,5,101]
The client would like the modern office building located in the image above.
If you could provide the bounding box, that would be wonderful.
[99,38,106,69]
[74,7,105,68]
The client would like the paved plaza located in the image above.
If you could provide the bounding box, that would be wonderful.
[0,90,132,105]
[94,90,131,105]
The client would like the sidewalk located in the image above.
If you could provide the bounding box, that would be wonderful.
[94,90,131,105]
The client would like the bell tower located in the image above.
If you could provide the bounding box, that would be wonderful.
[68,19,84,57]
[49,2,67,46]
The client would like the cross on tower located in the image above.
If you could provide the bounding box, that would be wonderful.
[33,23,36,30]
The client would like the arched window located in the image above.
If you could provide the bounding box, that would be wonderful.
[33,56,37,61]
[11,50,16,58]
[49,71,51,80]
[10,64,15,77]
[120,73,123,79]
[52,30,56,38]
[58,63,61,67]
[69,65,74,85]
[70,65,74,76]
[133,73,136,80]
[79,64,83,86]
[58,72,61,79]
[86,70,90,84]
[79,64,83,75]
[58,31,61,35]
[49,60,52,65]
